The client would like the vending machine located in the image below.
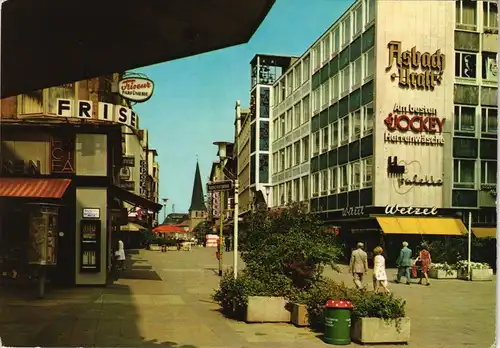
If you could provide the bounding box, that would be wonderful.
[79,217,101,273]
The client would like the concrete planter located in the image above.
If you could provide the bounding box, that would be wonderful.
[351,317,410,344]
[458,268,493,281]
[291,303,308,327]
[428,269,458,279]
[246,296,291,323]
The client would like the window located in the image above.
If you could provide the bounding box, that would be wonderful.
[293,179,300,202]
[340,66,350,95]
[280,81,286,101]
[364,0,375,24]
[286,145,292,168]
[351,162,361,189]
[302,136,309,162]
[453,159,476,188]
[294,63,302,89]
[294,102,301,128]
[302,176,309,200]
[321,170,329,193]
[294,141,301,166]
[313,88,321,112]
[286,108,293,133]
[273,119,279,140]
[331,122,339,148]
[341,117,349,143]
[273,152,279,173]
[321,126,329,152]
[342,16,351,46]
[364,48,374,79]
[322,35,331,62]
[455,52,477,79]
[273,186,279,206]
[333,27,340,54]
[312,172,320,195]
[322,82,330,107]
[287,73,293,96]
[313,131,320,154]
[330,167,337,193]
[362,157,373,186]
[456,0,477,30]
[331,74,339,101]
[362,102,374,135]
[481,161,497,185]
[454,105,476,132]
[286,181,292,203]
[313,44,321,71]
[353,5,363,35]
[280,149,285,171]
[482,52,498,81]
[482,107,497,133]
[352,58,362,87]
[273,85,279,106]
[302,95,310,123]
[484,0,498,29]
[279,183,285,205]
[280,114,285,137]
[339,165,348,190]
[303,55,310,82]
[351,110,361,139]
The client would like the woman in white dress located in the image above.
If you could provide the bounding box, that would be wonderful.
[373,246,390,293]
[116,239,126,271]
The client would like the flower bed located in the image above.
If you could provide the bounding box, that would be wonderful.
[453,261,493,281]
[429,263,457,279]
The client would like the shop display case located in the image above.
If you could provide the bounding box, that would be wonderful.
[28,204,59,266]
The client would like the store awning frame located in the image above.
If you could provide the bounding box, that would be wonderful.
[376,216,468,236]
[120,222,147,233]
[0,178,71,198]
[472,227,497,239]
[111,185,162,213]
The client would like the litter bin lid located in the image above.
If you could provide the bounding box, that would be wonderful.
[325,300,353,308]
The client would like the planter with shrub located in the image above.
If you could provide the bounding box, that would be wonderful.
[429,263,458,279]
[454,261,493,281]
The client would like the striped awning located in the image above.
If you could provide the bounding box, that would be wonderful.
[0,178,71,198]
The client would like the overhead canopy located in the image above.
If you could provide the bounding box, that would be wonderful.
[472,227,497,239]
[1,0,275,97]
[120,222,147,233]
[0,178,71,199]
[112,185,162,213]
[153,225,186,233]
[376,217,467,236]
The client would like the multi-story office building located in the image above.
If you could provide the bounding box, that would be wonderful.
[234,101,253,214]
[269,0,497,256]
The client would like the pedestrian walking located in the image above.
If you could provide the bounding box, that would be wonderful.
[416,243,432,286]
[225,236,232,252]
[396,241,412,285]
[373,246,390,293]
[349,242,368,289]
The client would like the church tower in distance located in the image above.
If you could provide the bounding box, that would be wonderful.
[188,160,207,233]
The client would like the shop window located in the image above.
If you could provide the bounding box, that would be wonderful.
[351,109,361,140]
[454,105,476,132]
[331,122,339,149]
[339,164,348,191]
[312,172,320,196]
[302,136,310,162]
[350,161,361,189]
[303,55,310,82]
[75,134,107,176]
[453,159,476,189]
[321,126,329,152]
[456,0,477,31]
[483,0,498,30]
[321,169,329,195]
[481,160,497,186]
[330,167,338,193]
[341,116,349,144]
[313,131,320,155]
[362,102,374,135]
[481,107,497,133]
[455,52,478,79]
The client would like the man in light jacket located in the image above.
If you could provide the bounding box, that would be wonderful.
[396,241,412,284]
[349,242,369,289]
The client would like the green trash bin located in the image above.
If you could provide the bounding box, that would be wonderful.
[323,299,353,345]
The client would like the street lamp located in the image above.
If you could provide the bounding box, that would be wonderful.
[213,141,233,277]
[265,186,271,207]
[162,198,168,222]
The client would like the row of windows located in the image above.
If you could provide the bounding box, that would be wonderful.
[272,136,310,174]
[272,95,310,140]
[453,159,497,188]
[312,0,375,72]
[312,102,373,155]
[273,175,309,206]
[456,0,498,31]
[311,157,373,196]
[454,105,498,134]
[455,51,498,82]
[273,56,311,106]
[312,49,374,112]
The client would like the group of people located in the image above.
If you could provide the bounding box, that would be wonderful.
[349,241,432,293]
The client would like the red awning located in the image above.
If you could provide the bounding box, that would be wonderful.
[0,178,71,198]
[153,225,186,233]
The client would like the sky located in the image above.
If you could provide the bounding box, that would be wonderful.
[133,0,352,215]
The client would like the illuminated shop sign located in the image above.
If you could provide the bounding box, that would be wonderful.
[387,156,443,187]
[385,204,438,216]
[384,104,445,145]
[387,41,445,90]
[56,99,138,130]
[118,77,154,103]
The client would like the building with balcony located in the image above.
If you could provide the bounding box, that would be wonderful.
[268,0,497,260]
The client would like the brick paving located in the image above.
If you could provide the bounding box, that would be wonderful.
[0,247,495,347]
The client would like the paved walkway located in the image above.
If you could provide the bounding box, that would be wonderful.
[0,247,496,347]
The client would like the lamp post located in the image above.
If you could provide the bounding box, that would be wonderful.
[265,186,271,208]
[162,198,168,222]
[214,141,230,277]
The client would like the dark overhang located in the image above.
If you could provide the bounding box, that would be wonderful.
[1,0,275,98]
